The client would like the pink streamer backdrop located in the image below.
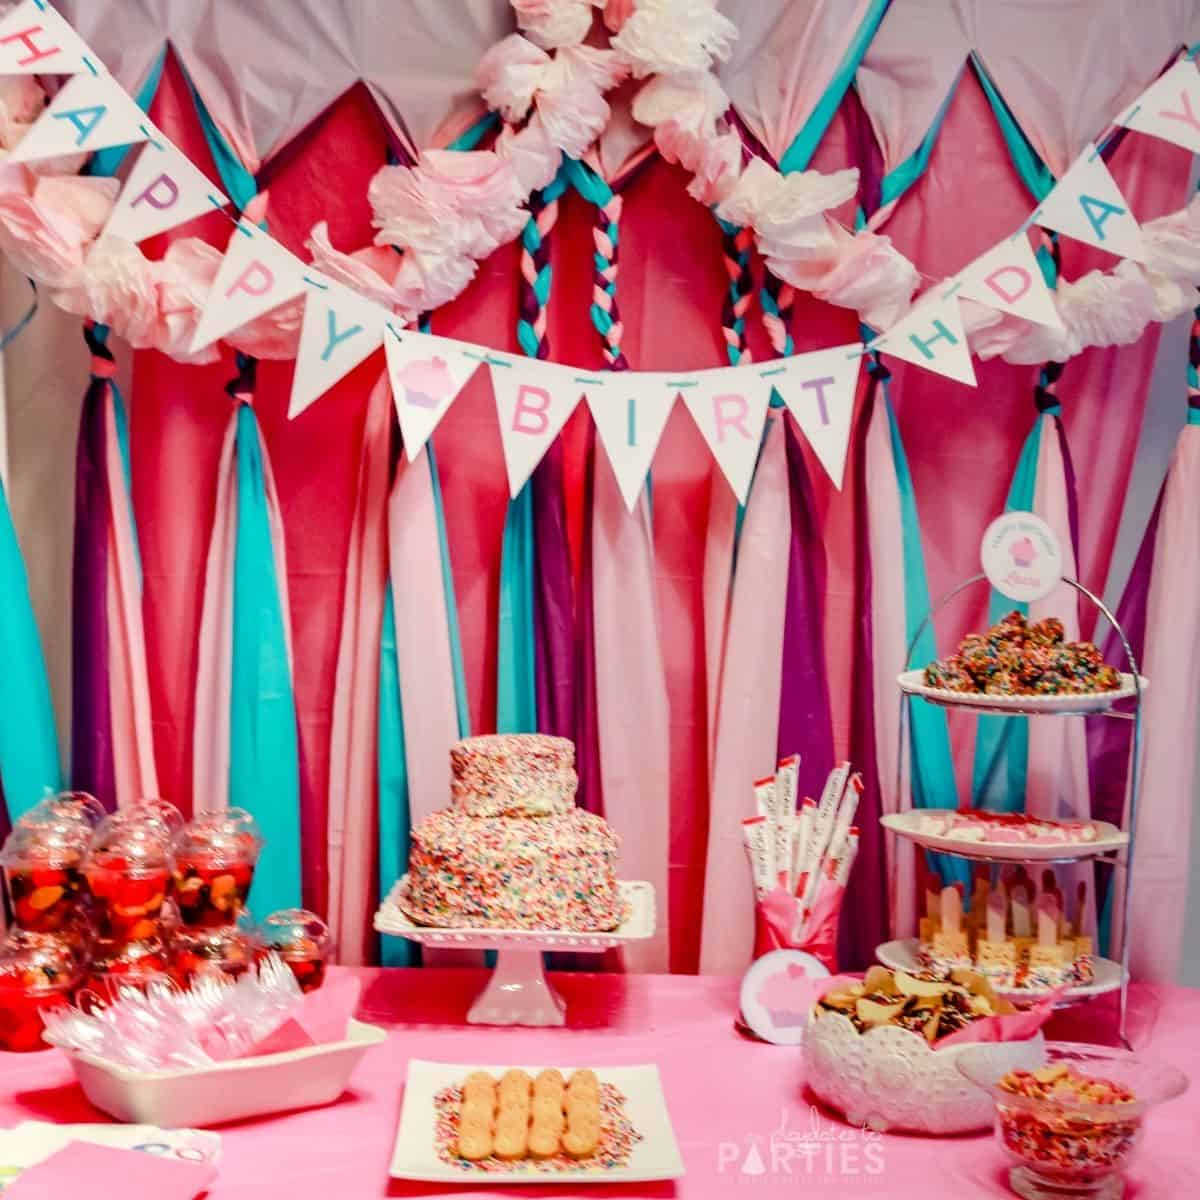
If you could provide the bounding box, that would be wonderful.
[119,44,1193,970]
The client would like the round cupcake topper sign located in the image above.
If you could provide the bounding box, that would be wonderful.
[739,950,830,1045]
[980,512,1063,603]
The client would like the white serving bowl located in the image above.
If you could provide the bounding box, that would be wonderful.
[68,1018,386,1127]
[805,1010,1045,1134]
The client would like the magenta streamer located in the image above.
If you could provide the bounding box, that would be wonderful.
[842,375,889,969]
[71,371,116,812]
[777,416,835,796]
[531,441,576,739]
[573,426,602,816]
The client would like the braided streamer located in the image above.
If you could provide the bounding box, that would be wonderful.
[1034,225,1064,406]
[518,175,569,360]
[717,217,754,366]
[590,192,629,370]
[760,269,795,358]
[1188,307,1200,412]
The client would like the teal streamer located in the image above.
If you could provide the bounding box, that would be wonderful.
[0,477,62,820]
[778,0,891,174]
[230,404,301,913]
[109,382,143,584]
[970,417,1042,812]
[427,442,471,738]
[885,393,969,888]
[445,112,499,153]
[876,69,963,212]
[181,67,259,212]
[497,484,539,733]
[88,47,166,178]
[970,53,1056,203]
[377,586,416,966]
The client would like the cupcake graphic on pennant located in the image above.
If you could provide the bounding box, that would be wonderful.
[385,329,480,459]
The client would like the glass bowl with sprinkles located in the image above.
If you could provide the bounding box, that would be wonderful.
[958,1042,1187,1200]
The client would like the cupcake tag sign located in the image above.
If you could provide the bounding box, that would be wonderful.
[739,949,829,1045]
[980,512,1063,603]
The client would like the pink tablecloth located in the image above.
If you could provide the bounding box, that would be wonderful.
[2,968,1199,1198]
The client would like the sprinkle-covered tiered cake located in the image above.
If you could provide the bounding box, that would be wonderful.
[401,734,626,931]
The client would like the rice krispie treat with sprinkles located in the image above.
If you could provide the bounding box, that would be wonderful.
[923,611,1121,697]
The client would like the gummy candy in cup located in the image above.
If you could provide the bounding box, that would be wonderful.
[0,930,80,1052]
[84,813,172,945]
[172,810,262,929]
[258,908,331,994]
[1,820,90,935]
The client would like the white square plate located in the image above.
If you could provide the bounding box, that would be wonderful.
[389,1060,685,1184]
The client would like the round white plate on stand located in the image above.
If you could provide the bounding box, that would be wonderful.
[875,938,1123,1004]
[374,878,655,1026]
[879,810,1128,863]
[897,669,1146,715]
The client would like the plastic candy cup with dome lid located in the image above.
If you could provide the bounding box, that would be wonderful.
[0,930,82,1051]
[958,1041,1188,1200]
[1,804,98,934]
[169,925,260,988]
[172,809,262,928]
[259,909,330,993]
[84,812,172,944]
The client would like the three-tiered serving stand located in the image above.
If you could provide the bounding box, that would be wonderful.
[886,573,1146,1047]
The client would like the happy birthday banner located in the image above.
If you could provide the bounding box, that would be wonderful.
[1,0,1198,505]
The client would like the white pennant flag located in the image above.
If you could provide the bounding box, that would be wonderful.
[681,366,772,503]
[872,291,977,387]
[1117,60,1200,154]
[775,344,862,490]
[289,275,389,418]
[0,1,101,75]
[385,325,480,458]
[586,373,677,511]
[8,71,148,164]
[100,133,230,245]
[956,233,1063,330]
[189,223,307,355]
[1037,144,1146,262]
[493,358,584,497]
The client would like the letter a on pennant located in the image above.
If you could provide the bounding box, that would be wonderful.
[493,361,583,496]
[384,326,480,459]
[100,135,230,244]
[288,274,388,418]
[956,233,1062,329]
[189,224,307,354]
[776,344,864,490]
[1038,144,1146,262]
[0,0,98,74]
[872,292,977,386]
[681,366,772,502]
[586,374,677,511]
[1117,59,1200,154]
[8,72,150,165]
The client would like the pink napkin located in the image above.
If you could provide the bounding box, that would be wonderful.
[6,1142,216,1199]
[247,974,363,1057]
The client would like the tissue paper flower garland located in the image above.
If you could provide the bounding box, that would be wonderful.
[0,7,1197,372]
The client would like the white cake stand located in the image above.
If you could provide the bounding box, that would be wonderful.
[373,879,655,1027]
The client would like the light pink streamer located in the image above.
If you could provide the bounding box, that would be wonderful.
[699,418,790,974]
[388,450,459,827]
[191,410,238,815]
[1027,414,1095,936]
[1111,424,1200,982]
[103,394,159,805]
[327,374,391,967]
[701,471,738,780]
[592,444,670,972]
[864,397,918,938]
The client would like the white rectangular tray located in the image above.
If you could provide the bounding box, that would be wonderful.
[390,1060,685,1184]
[68,1019,386,1128]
